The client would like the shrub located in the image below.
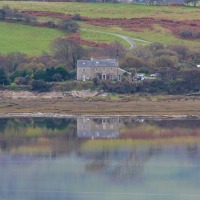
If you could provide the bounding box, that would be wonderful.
[31,80,50,92]
[180,29,193,37]
[72,14,81,21]
[193,31,200,38]
[10,69,32,82]
[93,77,101,86]
[14,77,25,85]
[33,69,46,81]
[0,68,10,85]
[60,19,79,32]
[52,73,63,82]
[46,21,56,28]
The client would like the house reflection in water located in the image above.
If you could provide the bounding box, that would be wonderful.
[77,117,123,139]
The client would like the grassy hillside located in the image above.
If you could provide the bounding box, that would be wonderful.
[0,1,200,55]
[0,22,65,55]
[79,23,200,47]
[0,1,199,20]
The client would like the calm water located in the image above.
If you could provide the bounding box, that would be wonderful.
[0,117,200,200]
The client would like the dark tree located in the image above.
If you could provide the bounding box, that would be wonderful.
[0,68,10,85]
[31,80,50,92]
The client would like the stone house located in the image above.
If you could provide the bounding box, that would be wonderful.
[77,58,131,81]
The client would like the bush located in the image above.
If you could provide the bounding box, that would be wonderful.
[33,69,46,81]
[31,80,50,92]
[52,73,63,82]
[0,68,10,85]
[14,77,26,85]
[93,77,101,87]
[71,14,81,21]
[180,29,193,37]
[193,31,200,38]
[46,21,56,28]
[0,6,37,25]
[10,69,32,82]
[60,19,79,32]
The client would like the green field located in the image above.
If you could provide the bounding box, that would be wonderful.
[0,1,200,55]
[79,23,200,47]
[80,29,130,47]
[0,21,65,55]
[0,1,199,20]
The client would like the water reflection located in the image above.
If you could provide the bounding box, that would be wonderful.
[0,117,200,200]
[77,117,123,139]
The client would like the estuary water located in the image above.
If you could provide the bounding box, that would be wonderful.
[0,117,200,200]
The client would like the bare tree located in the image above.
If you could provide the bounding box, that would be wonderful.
[90,41,126,59]
[51,38,85,69]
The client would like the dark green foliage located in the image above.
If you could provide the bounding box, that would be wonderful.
[0,68,10,85]
[31,79,51,92]
[0,5,37,25]
[102,81,136,94]
[14,75,32,85]
[33,69,46,80]
[93,77,101,87]
[194,31,200,38]
[33,66,73,82]
[180,29,193,37]
[71,14,82,21]
[10,69,32,82]
[60,19,79,32]
[46,21,56,28]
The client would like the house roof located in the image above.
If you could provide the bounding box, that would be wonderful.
[77,59,118,67]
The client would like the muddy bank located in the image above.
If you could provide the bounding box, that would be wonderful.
[1,91,200,116]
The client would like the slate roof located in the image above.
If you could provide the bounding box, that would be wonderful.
[77,59,118,67]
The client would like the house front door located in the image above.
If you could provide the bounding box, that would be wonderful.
[83,75,86,81]
[102,74,106,80]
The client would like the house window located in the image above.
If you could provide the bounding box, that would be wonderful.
[102,119,106,124]
[110,68,113,72]
[95,73,99,79]
[83,68,86,72]
[103,68,105,72]
[109,75,115,80]
[95,68,98,72]
[96,125,99,130]
[118,75,121,81]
